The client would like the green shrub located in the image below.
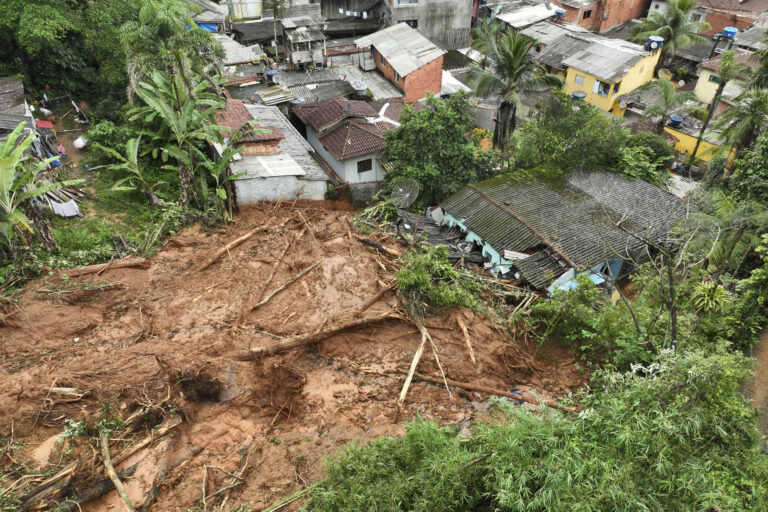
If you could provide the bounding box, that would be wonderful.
[396,246,480,316]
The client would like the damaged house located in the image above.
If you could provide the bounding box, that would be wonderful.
[438,171,691,293]
[215,99,330,203]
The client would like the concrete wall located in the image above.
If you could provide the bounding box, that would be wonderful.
[322,0,384,20]
[694,67,722,103]
[234,176,327,203]
[385,0,473,48]
[306,126,386,182]
[564,48,660,115]
[597,0,651,32]
[664,126,734,162]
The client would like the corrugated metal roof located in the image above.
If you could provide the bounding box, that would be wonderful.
[285,26,326,43]
[231,153,307,178]
[440,171,691,289]
[736,24,767,50]
[497,4,556,29]
[536,33,598,70]
[244,104,330,182]
[561,37,650,82]
[521,21,590,47]
[189,0,228,23]
[214,34,261,65]
[355,23,445,77]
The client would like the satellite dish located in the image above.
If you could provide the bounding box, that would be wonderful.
[391,178,420,208]
[678,79,686,87]
[658,68,673,80]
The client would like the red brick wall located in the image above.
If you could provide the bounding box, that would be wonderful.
[559,0,650,31]
[404,56,443,103]
[374,48,407,91]
[701,10,753,37]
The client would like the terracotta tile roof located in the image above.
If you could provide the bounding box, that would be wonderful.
[369,100,425,123]
[319,119,388,160]
[222,73,263,86]
[699,50,757,72]
[698,0,768,15]
[215,99,285,143]
[625,118,679,145]
[293,97,378,131]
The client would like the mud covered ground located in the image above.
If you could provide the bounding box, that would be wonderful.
[0,203,584,511]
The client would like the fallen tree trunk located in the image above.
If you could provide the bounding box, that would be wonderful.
[100,433,134,512]
[251,261,321,311]
[411,373,575,412]
[197,218,290,272]
[357,284,396,314]
[354,234,402,259]
[62,258,149,278]
[56,465,138,512]
[234,312,400,360]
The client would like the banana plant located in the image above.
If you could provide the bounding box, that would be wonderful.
[93,136,165,208]
[0,122,83,252]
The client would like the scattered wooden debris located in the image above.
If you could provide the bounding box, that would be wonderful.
[456,318,476,365]
[100,432,134,512]
[251,261,321,311]
[197,218,290,272]
[357,283,397,314]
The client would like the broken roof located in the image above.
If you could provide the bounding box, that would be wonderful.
[243,104,330,181]
[293,97,379,131]
[497,3,557,29]
[521,21,590,47]
[285,25,326,43]
[561,37,651,82]
[699,49,757,72]
[736,23,768,50]
[319,119,395,160]
[215,99,284,143]
[0,76,33,136]
[354,23,445,77]
[536,33,598,70]
[440,171,690,289]
[624,118,679,145]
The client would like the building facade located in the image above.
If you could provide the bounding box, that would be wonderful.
[380,0,474,48]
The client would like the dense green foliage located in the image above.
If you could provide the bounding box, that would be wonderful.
[383,92,497,207]
[309,348,768,511]
[395,246,480,316]
[731,135,768,203]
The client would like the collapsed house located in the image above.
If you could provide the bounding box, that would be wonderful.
[437,171,691,292]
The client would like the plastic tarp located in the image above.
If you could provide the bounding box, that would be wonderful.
[50,199,80,217]
[189,23,218,32]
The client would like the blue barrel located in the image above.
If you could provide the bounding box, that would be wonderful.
[572,91,587,101]
[648,36,664,49]
[555,8,566,18]
[723,27,738,39]
[669,115,683,127]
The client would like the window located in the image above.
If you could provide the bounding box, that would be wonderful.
[592,79,611,96]
[357,159,373,173]
[583,9,592,18]
[708,74,722,84]
[613,81,621,93]
[690,13,702,22]
[381,56,388,68]
[394,70,400,82]
[575,74,585,86]
[404,19,418,28]
[654,4,660,8]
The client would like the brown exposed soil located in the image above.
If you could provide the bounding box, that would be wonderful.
[0,203,583,511]
[742,328,768,438]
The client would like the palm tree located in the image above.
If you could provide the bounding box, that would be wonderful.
[471,31,563,150]
[688,51,751,166]
[130,71,225,207]
[471,18,505,70]
[93,136,165,208]
[631,0,710,73]
[0,123,82,254]
[642,79,698,134]
[714,88,768,178]
[120,0,223,103]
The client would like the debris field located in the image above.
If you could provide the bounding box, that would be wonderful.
[0,202,583,511]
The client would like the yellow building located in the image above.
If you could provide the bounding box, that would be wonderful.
[663,124,734,162]
[693,52,754,104]
[537,34,662,115]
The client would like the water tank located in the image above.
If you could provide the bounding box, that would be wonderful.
[554,8,566,18]
[723,26,738,39]
[350,79,367,97]
[290,97,306,106]
[669,115,683,128]
[572,91,587,102]
[647,36,664,50]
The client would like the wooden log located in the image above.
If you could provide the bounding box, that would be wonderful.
[62,258,149,278]
[112,416,183,466]
[197,218,290,272]
[258,228,306,301]
[251,261,321,311]
[56,465,138,512]
[456,318,476,365]
[20,463,77,510]
[411,373,576,412]
[398,330,427,407]
[100,433,134,512]
[353,234,402,258]
[234,313,400,360]
[356,284,396,314]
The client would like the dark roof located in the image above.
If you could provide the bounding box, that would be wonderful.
[293,97,378,131]
[736,23,767,50]
[625,118,680,145]
[0,76,33,135]
[319,119,393,160]
[442,50,473,70]
[215,99,285,143]
[536,33,597,70]
[440,171,691,289]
